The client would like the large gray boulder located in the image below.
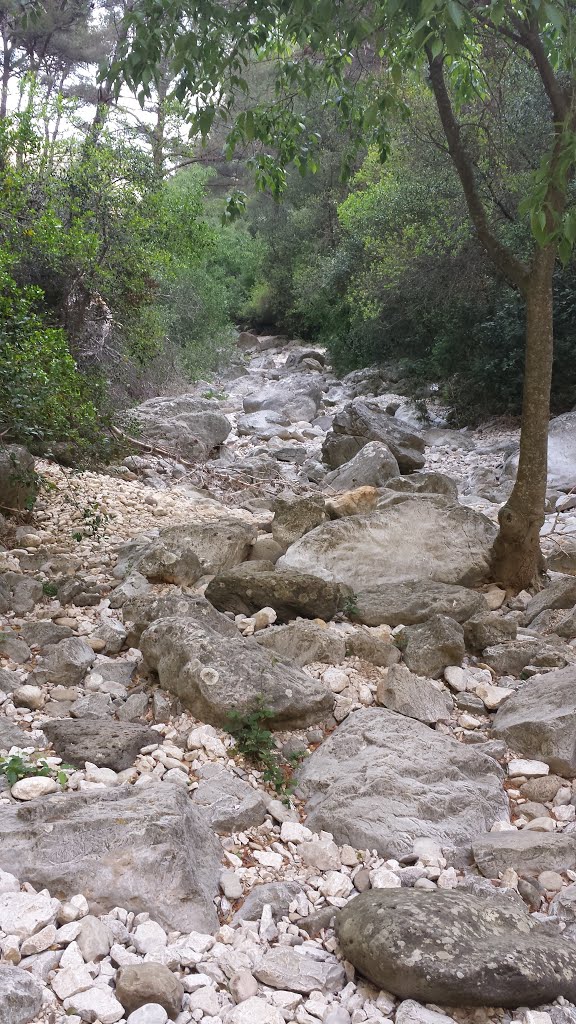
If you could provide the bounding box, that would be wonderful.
[277,498,497,591]
[0,965,43,1024]
[256,619,347,667]
[127,395,231,459]
[115,519,257,580]
[243,374,322,422]
[376,664,453,724]
[43,719,157,772]
[0,446,38,513]
[336,888,576,1007]
[271,494,327,550]
[297,708,508,858]
[0,785,221,933]
[472,832,576,877]
[123,588,238,646]
[354,581,487,628]
[493,665,576,776]
[401,615,465,678]
[140,616,332,729]
[324,441,400,491]
[322,398,426,473]
[546,411,576,492]
[205,562,346,622]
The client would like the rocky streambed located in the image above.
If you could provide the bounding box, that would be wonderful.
[1,336,576,1024]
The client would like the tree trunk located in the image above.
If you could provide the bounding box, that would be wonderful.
[490,246,556,590]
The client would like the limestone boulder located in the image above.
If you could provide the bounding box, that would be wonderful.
[325,486,380,519]
[256,620,347,667]
[0,573,42,616]
[43,719,157,772]
[271,494,327,550]
[0,965,43,1024]
[205,563,346,622]
[127,395,231,459]
[353,580,487,628]
[140,616,332,729]
[192,769,267,833]
[115,519,257,580]
[277,498,497,591]
[473,832,576,877]
[400,615,465,678]
[324,441,400,491]
[123,588,238,646]
[297,708,508,858]
[336,888,576,1007]
[243,374,322,422]
[323,398,426,473]
[376,665,453,724]
[0,785,221,933]
[493,665,576,776]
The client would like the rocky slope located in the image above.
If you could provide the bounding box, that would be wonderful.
[1,335,576,1024]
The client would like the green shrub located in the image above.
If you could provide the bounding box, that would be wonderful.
[0,252,117,462]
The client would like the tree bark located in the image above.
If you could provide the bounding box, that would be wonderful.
[490,245,556,590]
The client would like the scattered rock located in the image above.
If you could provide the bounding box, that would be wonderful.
[324,440,400,490]
[271,494,327,550]
[473,832,576,877]
[256,619,346,666]
[115,963,184,1017]
[0,964,43,1024]
[353,580,487,628]
[192,770,267,833]
[401,615,465,679]
[254,946,345,993]
[493,666,576,776]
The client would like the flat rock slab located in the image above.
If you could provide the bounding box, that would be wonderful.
[493,666,576,777]
[336,888,576,1007]
[205,563,346,621]
[42,719,157,772]
[473,832,576,877]
[140,616,332,729]
[278,498,497,592]
[297,708,508,858]
[353,580,487,628]
[254,946,345,994]
[0,784,221,934]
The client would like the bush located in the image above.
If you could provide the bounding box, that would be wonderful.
[0,252,116,462]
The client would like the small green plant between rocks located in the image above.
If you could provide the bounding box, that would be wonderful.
[42,581,58,597]
[71,501,112,542]
[0,753,74,787]
[225,698,304,797]
[341,592,359,618]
